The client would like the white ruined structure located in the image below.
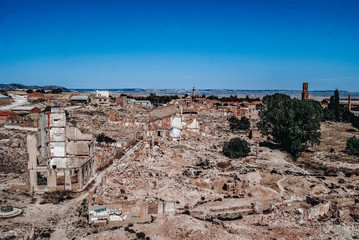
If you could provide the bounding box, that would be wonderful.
[92,90,110,104]
[88,200,176,225]
[27,107,96,192]
[145,105,200,142]
[96,90,110,98]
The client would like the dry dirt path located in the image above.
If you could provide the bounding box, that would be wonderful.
[276,176,287,196]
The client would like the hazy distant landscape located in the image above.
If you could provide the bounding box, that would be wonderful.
[1,83,359,99]
[73,88,359,99]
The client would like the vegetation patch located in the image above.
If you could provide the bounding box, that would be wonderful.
[228,116,250,131]
[222,138,250,159]
[346,136,359,156]
[258,93,322,159]
[96,133,116,143]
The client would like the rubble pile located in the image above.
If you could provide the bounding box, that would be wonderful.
[90,108,359,239]
[1,92,359,239]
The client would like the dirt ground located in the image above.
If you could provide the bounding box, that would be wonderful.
[1,104,359,239]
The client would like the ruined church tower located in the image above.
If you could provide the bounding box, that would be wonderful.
[302,82,309,100]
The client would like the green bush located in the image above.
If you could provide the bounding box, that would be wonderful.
[222,138,250,158]
[327,89,342,121]
[96,133,116,143]
[346,136,359,156]
[51,88,63,94]
[228,116,250,131]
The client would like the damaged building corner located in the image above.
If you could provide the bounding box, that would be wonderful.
[27,107,96,193]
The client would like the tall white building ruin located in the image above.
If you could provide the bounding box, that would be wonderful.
[27,107,96,192]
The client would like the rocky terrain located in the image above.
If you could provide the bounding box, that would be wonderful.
[87,114,359,240]
[0,96,358,240]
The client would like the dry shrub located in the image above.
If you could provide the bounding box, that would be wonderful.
[216,161,231,169]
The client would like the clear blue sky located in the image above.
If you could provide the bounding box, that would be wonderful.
[0,0,358,90]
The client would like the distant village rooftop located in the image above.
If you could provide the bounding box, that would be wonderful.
[70,95,89,101]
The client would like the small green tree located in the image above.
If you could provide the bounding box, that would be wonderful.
[51,88,63,94]
[35,89,45,93]
[258,93,322,159]
[326,89,342,121]
[346,136,359,156]
[222,138,250,158]
[228,116,250,131]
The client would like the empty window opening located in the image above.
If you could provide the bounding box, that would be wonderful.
[37,172,47,186]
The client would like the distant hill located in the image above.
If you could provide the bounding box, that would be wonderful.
[72,88,359,99]
[2,84,358,98]
[0,83,70,92]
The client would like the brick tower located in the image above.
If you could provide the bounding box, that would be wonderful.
[302,82,309,100]
[192,86,196,98]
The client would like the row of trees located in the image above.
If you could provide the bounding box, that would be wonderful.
[207,95,260,103]
[25,88,63,94]
[323,89,359,129]
[134,93,180,107]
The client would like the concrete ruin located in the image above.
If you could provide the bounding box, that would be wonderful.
[27,107,96,192]
[145,105,200,142]
[92,90,110,105]
[89,198,176,225]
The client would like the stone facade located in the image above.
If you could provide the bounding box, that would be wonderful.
[27,107,96,192]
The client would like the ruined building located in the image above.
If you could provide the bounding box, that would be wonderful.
[27,107,96,192]
[302,82,309,100]
[88,194,176,225]
[92,90,110,104]
[145,105,200,142]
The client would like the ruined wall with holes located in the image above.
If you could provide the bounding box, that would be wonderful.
[27,107,96,193]
[88,199,176,225]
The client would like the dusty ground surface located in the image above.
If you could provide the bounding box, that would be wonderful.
[295,121,359,175]
[1,99,359,240]
[88,116,359,239]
